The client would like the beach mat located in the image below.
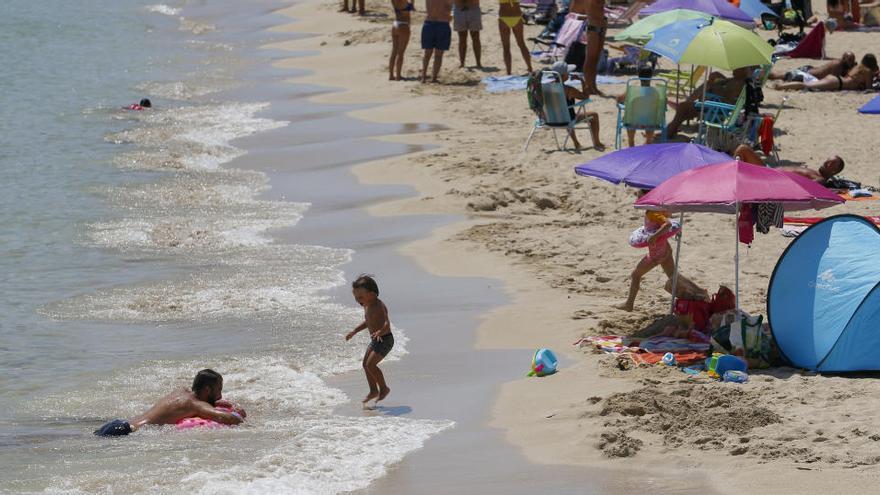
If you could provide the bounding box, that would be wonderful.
[859,94,880,114]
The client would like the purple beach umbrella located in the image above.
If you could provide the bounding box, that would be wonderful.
[640,0,754,25]
[573,142,732,190]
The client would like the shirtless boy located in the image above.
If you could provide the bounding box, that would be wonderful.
[94,369,245,436]
[345,274,394,405]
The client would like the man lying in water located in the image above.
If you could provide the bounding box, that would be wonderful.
[733,144,845,185]
[94,369,246,436]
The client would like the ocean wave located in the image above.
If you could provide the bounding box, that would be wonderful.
[146,4,181,16]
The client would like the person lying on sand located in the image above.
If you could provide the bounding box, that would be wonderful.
[768,52,856,82]
[94,369,245,436]
[733,144,845,185]
[549,61,605,151]
[770,54,878,91]
[666,67,752,138]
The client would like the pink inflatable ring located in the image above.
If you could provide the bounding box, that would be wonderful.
[629,220,682,248]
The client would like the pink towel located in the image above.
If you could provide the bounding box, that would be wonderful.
[555,14,586,48]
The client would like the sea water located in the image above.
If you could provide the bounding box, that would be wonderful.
[0,1,450,493]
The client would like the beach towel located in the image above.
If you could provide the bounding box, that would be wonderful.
[482,74,623,93]
[780,22,824,59]
[859,94,880,114]
[631,350,707,366]
[784,215,880,225]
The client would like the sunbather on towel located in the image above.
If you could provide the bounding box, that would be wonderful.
[550,61,605,151]
[769,52,856,82]
[733,144,845,185]
[666,67,751,138]
[770,53,878,91]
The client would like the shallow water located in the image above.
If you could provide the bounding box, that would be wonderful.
[0,1,452,492]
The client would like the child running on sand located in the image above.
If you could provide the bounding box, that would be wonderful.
[615,191,677,312]
[345,274,393,405]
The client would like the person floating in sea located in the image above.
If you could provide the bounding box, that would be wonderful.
[389,0,414,80]
[616,191,677,312]
[94,369,245,436]
[421,0,454,83]
[126,98,152,111]
[345,274,393,406]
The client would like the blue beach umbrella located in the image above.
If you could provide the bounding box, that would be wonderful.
[739,0,778,19]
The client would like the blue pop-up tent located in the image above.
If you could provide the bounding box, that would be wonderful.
[768,215,880,372]
[859,95,880,114]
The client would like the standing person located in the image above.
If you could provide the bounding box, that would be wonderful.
[341,0,365,15]
[570,0,607,95]
[345,275,394,406]
[453,0,483,68]
[390,0,414,80]
[616,191,677,312]
[421,0,454,83]
[498,0,533,75]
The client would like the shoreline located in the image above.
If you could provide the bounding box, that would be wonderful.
[269,0,880,493]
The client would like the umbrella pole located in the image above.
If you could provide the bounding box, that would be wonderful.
[675,64,681,107]
[668,212,685,315]
[735,203,741,321]
[698,69,709,144]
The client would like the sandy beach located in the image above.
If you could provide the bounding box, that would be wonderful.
[273,0,880,492]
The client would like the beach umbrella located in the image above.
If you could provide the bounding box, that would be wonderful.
[739,0,778,20]
[574,142,731,189]
[640,0,754,25]
[644,17,772,70]
[614,8,712,43]
[635,160,844,314]
[574,143,732,312]
[645,17,772,141]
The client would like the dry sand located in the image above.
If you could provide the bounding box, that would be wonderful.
[272,1,880,492]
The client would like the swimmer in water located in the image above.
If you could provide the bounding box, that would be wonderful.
[345,274,393,406]
[126,98,152,111]
[94,369,245,436]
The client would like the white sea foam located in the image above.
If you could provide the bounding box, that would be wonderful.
[146,4,181,16]
[179,416,454,495]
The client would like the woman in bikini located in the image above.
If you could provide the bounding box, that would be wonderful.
[771,53,878,91]
[390,0,414,80]
[498,0,533,75]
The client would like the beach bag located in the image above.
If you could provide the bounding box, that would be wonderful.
[710,314,778,368]
[674,298,712,331]
[526,71,545,120]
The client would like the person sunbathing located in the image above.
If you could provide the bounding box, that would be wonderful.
[666,67,751,138]
[733,144,845,185]
[770,53,878,91]
[768,52,856,82]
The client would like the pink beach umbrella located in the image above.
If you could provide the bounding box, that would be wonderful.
[634,160,844,313]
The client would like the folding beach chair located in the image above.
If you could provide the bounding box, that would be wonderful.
[695,86,747,148]
[614,77,668,149]
[530,13,587,63]
[524,71,595,151]
[605,0,647,27]
[523,0,558,24]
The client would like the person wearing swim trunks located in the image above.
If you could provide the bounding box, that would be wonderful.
[421,0,454,83]
[569,0,607,96]
[94,369,245,436]
[770,54,878,91]
[498,0,533,75]
[453,0,482,68]
[733,144,845,185]
[345,274,394,405]
[769,52,856,82]
[616,191,676,312]
[390,0,414,80]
